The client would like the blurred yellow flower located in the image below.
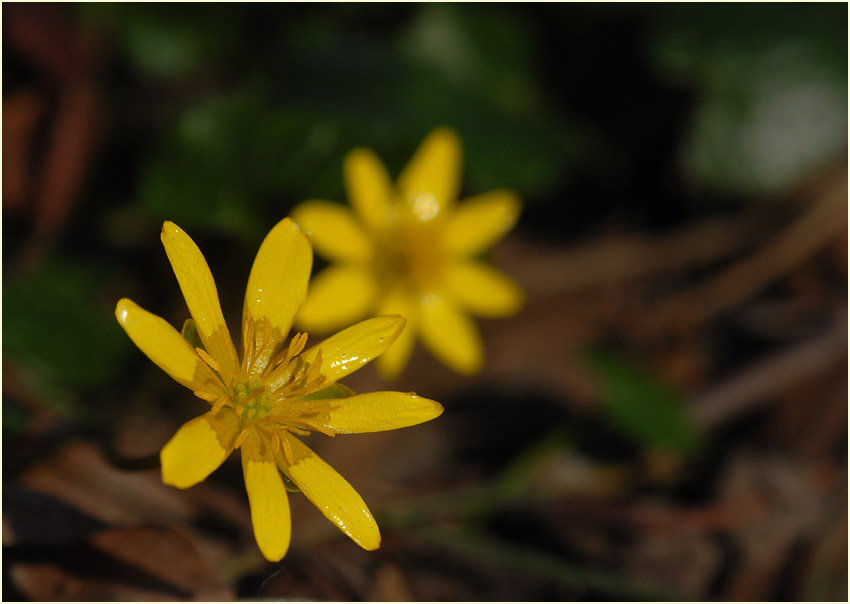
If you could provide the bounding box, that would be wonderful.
[293,128,523,378]
[115,219,443,562]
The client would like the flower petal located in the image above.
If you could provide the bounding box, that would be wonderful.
[160,221,239,381]
[160,408,241,489]
[278,434,380,551]
[397,128,462,221]
[442,261,524,317]
[375,287,418,380]
[298,315,406,384]
[296,265,378,333]
[420,293,483,375]
[442,190,521,258]
[292,201,374,263]
[344,148,394,232]
[241,430,291,562]
[115,298,225,396]
[243,217,312,375]
[312,391,443,434]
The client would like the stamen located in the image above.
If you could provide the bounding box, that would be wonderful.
[194,391,219,402]
[196,348,221,374]
[241,311,255,378]
[281,435,294,465]
[234,428,250,449]
[240,385,267,407]
[289,418,336,437]
[211,395,229,414]
[287,426,311,436]
[272,434,280,452]
[304,349,323,383]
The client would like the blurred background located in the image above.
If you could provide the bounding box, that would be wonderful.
[2,3,847,600]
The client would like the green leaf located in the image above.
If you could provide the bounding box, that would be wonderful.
[583,349,699,453]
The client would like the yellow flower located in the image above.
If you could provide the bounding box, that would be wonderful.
[292,128,524,378]
[115,218,443,562]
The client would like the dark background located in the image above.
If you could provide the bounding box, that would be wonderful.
[3,3,847,600]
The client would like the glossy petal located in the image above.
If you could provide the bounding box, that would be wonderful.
[442,261,524,317]
[344,148,395,232]
[161,221,239,381]
[442,190,521,258]
[292,201,374,263]
[160,408,241,489]
[397,128,462,221]
[243,217,312,375]
[115,298,224,396]
[297,315,406,384]
[420,293,483,375]
[241,431,291,562]
[314,391,443,434]
[375,287,418,380]
[278,434,380,551]
[296,265,378,332]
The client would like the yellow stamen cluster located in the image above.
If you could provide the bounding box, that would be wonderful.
[191,311,335,458]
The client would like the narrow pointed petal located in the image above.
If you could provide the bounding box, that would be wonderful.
[344,148,394,232]
[161,221,239,381]
[442,191,521,258]
[375,287,418,380]
[298,315,406,384]
[278,434,380,551]
[296,266,378,333]
[115,298,225,396]
[312,391,443,434]
[420,293,483,375]
[397,128,462,221]
[292,201,374,263]
[160,408,241,489]
[243,217,312,374]
[241,431,291,562]
[443,261,524,317]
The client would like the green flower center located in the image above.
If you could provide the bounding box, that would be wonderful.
[233,380,274,421]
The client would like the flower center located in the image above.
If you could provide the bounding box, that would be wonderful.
[374,221,444,292]
[233,380,274,420]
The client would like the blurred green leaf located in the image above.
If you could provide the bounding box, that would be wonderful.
[583,349,699,453]
[3,259,129,397]
[650,4,847,195]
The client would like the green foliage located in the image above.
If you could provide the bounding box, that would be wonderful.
[583,349,699,454]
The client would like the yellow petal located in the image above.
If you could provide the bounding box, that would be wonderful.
[278,434,380,551]
[292,201,374,263]
[442,190,521,258]
[160,408,241,489]
[160,221,239,381]
[241,431,291,562]
[315,391,443,434]
[115,298,224,396]
[296,265,378,333]
[442,261,524,317]
[243,218,312,376]
[299,315,406,384]
[397,128,462,221]
[344,148,395,232]
[375,288,418,380]
[420,293,483,375]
